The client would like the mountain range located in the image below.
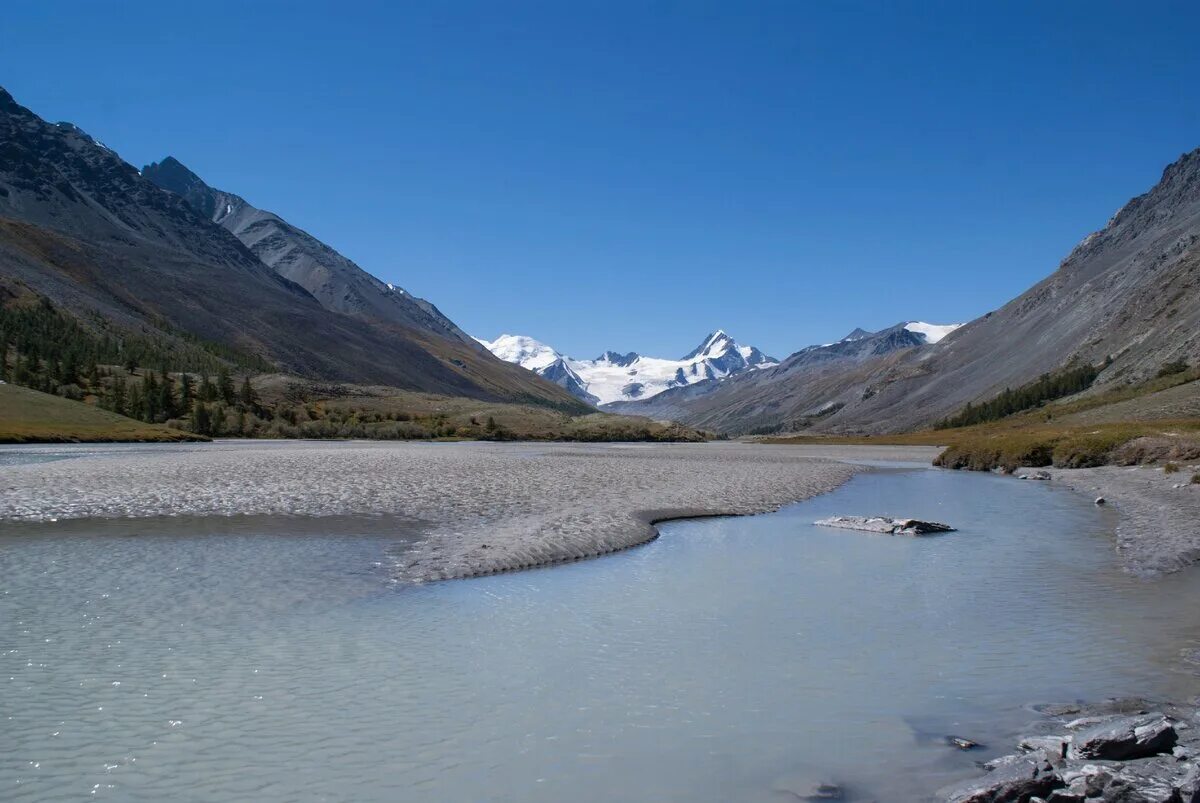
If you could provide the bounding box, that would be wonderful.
[0,87,585,411]
[610,150,1200,434]
[476,330,778,405]
[3,82,1198,439]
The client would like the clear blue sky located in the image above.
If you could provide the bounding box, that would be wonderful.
[3,2,1199,360]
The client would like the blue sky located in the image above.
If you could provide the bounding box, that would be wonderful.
[3,2,1199,359]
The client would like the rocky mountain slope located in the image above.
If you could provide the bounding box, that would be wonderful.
[605,321,958,429]
[617,148,1200,435]
[0,86,584,409]
[142,157,475,345]
[476,330,777,405]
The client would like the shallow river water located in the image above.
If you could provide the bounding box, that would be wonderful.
[3,457,1199,801]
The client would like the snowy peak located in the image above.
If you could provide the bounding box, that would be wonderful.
[595,350,640,367]
[477,330,778,406]
[475,334,563,371]
[683,330,734,360]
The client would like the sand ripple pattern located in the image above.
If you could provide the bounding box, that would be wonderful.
[0,442,867,581]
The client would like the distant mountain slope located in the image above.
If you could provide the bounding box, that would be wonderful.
[476,330,777,405]
[605,321,957,429]
[0,86,584,409]
[618,149,1200,435]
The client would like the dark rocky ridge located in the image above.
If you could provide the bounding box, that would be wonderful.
[142,156,477,346]
[0,87,586,408]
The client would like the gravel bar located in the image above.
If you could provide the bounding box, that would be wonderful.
[0,441,940,581]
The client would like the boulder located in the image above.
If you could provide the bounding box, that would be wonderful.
[1019,735,1069,757]
[1068,715,1178,761]
[814,516,955,536]
[949,736,983,750]
[937,757,1063,802]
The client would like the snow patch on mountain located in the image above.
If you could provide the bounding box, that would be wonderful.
[476,331,778,406]
[903,321,962,344]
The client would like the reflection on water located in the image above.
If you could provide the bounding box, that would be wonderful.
[2,467,1199,801]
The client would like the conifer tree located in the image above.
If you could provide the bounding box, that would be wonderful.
[199,372,217,402]
[217,366,235,405]
[192,402,212,436]
[239,376,257,410]
[157,374,177,420]
[179,373,194,408]
[109,376,127,416]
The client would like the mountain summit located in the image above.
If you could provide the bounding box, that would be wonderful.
[477,331,778,406]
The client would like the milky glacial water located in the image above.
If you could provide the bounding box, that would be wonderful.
[3,461,1200,802]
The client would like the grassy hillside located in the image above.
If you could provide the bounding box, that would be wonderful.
[0,383,202,443]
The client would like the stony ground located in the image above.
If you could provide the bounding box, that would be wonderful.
[1042,463,1200,576]
[0,441,940,581]
[937,697,1200,802]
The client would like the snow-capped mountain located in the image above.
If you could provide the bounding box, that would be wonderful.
[475,330,779,406]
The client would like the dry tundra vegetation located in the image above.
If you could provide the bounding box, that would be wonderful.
[766,362,1200,472]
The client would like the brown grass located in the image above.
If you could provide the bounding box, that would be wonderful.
[761,419,1200,472]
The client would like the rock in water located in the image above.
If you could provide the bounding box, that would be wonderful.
[948,736,982,750]
[937,756,1062,802]
[814,516,955,536]
[1067,713,1178,761]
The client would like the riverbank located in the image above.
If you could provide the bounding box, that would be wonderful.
[0,441,940,581]
[1041,464,1200,577]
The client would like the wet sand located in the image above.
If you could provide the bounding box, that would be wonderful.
[0,441,940,581]
[1045,463,1200,576]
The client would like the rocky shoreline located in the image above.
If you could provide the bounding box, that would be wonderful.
[938,697,1200,802]
[927,462,1200,802]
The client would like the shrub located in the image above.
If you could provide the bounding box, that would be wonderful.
[1157,360,1189,378]
[1192,472,1200,485]
[1164,461,1180,474]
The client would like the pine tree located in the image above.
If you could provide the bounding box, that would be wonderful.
[142,371,160,422]
[179,373,193,408]
[192,402,212,436]
[217,366,235,405]
[109,376,127,416]
[157,374,177,420]
[239,376,256,410]
[199,372,217,402]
